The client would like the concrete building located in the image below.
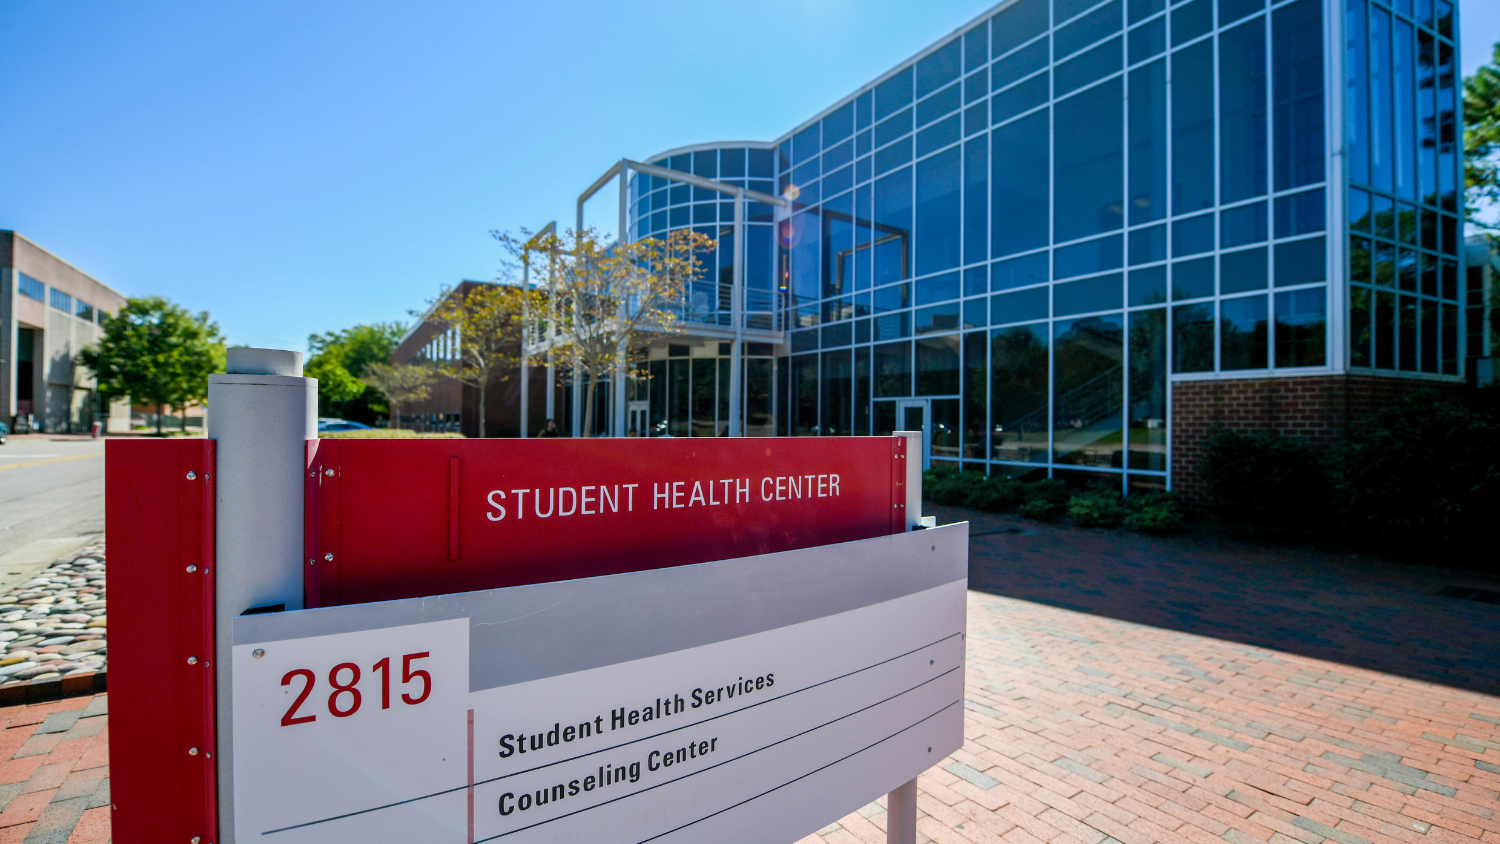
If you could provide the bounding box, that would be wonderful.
[0,232,129,433]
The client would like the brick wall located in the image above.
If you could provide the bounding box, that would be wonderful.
[1171,374,1461,506]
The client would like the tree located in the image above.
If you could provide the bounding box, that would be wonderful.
[424,281,546,437]
[533,227,715,437]
[77,296,226,436]
[305,323,407,422]
[1465,40,1500,233]
[358,362,436,429]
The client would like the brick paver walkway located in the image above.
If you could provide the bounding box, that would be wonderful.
[799,509,1500,844]
[0,694,108,843]
[6,510,1498,844]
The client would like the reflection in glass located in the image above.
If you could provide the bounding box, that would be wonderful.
[964,138,987,265]
[992,112,1050,257]
[791,354,818,435]
[1173,42,1215,214]
[1054,315,1125,467]
[1375,290,1396,369]
[1371,7,1393,192]
[1349,286,1372,367]
[1129,266,1167,305]
[964,331,986,458]
[917,147,962,275]
[1128,309,1167,470]
[991,324,1050,463]
[821,350,852,435]
[1220,295,1269,370]
[932,399,961,461]
[1129,59,1167,224]
[1173,303,1214,371]
[1273,0,1324,190]
[917,335,962,395]
[874,341,912,397]
[874,168,913,285]
[1220,17,1268,204]
[855,347,872,434]
[744,358,773,436]
[1056,79,1125,242]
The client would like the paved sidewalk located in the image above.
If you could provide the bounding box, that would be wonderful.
[0,694,108,843]
[799,510,1500,844]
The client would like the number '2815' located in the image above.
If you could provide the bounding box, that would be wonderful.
[280,653,432,726]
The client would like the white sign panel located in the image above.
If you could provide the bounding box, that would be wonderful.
[230,524,967,844]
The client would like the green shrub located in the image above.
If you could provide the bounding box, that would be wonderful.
[1067,486,1126,528]
[1200,428,1329,534]
[925,471,987,505]
[1018,479,1070,521]
[1332,394,1499,561]
[1124,492,1185,533]
[964,477,1025,511]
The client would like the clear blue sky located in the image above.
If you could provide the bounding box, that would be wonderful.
[1,0,1497,351]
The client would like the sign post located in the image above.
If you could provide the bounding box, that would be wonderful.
[108,350,963,844]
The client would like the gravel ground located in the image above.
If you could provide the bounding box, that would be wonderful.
[0,543,105,685]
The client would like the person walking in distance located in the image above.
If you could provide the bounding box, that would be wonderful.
[537,418,560,438]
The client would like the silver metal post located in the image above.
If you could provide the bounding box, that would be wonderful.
[728,187,744,436]
[520,256,529,439]
[615,163,629,437]
[886,778,919,844]
[208,347,317,844]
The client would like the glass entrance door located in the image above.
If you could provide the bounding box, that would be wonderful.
[627,401,649,437]
[896,399,931,470]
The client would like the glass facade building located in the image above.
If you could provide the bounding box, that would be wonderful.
[609,0,1464,491]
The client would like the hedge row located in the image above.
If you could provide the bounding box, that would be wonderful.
[923,472,1185,534]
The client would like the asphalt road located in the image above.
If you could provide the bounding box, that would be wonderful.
[0,435,107,589]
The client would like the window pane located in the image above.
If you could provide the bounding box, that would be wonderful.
[1172,257,1215,299]
[1220,247,1268,293]
[992,0,1049,59]
[963,331,987,459]
[991,324,1050,462]
[1398,295,1417,370]
[1128,59,1167,224]
[916,335,962,394]
[790,354,819,435]
[965,23,989,72]
[915,302,963,334]
[821,350,852,435]
[1129,265,1168,305]
[1273,0,1325,190]
[1173,303,1214,371]
[874,341,912,397]
[875,168,913,285]
[1171,0,1212,46]
[1057,0,1122,58]
[964,137,988,264]
[1220,295,1269,370]
[1393,19,1415,200]
[1220,0,1265,26]
[1172,212,1215,256]
[1054,273,1123,315]
[789,209,821,305]
[917,38,962,99]
[745,358,773,436]
[1275,287,1326,367]
[1221,202,1268,247]
[1375,290,1396,368]
[1054,315,1124,466]
[1220,17,1268,203]
[1056,234,1124,278]
[1347,0,1370,186]
[669,358,690,436]
[992,112,1050,257]
[992,286,1050,324]
[1128,308,1168,470]
[992,39,1049,91]
[1274,187,1325,237]
[1055,78,1125,242]
[916,146,962,275]
[1419,298,1437,373]
[1055,37,1123,97]
[1172,42,1215,214]
[991,74,1049,124]
[1349,286,1372,366]
[916,271,961,305]
[1127,17,1165,63]
[992,252,1050,291]
[876,67,914,121]
[1129,224,1166,264]
[1274,236,1325,286]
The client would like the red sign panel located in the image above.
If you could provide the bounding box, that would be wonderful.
[106,439,219,844]
[305,436,908,607]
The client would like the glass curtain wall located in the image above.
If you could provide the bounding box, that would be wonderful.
[771,0,1333,490]
[628,146,780,331]
[1345,0,1462,374]
[643,346,776,438]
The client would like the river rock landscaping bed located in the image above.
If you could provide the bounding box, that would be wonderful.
[0,541,106,701]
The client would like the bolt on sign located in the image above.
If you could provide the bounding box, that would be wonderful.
[233,525,966,843]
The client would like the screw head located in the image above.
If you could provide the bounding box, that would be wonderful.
[252,649,265,659]
[186,471,197,480]
[187,656,198,665]
[928,747,932,753]
[186,565,197,573]
[188,747,199,756]
[324,553,334,562]
[324,468,334,477]
[930,659,934,665]
[193,837,202,843]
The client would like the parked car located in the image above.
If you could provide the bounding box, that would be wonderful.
[0,420,8,444]
[317,418,371,433]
